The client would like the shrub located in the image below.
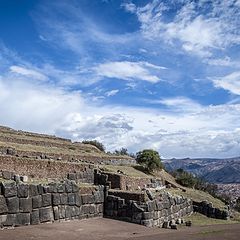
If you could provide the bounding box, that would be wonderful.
[136,149,163,173]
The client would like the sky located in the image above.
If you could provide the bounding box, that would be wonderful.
[0,0,240,158]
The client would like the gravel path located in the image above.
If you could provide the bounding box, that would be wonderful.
[0,218,239,240]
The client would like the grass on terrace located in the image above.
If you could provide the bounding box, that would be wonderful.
[185,212,239,225]
[168,188,227,210]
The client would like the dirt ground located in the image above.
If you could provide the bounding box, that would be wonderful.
[0,218,239,240]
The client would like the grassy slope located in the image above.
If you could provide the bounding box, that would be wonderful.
[168,187,226,210]
[185,212,239,226]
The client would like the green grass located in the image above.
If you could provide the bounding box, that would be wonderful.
[168,188,227,210]
[185,212,239,226]
[100,165,151,178]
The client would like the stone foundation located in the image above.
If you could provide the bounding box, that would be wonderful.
[105,191,193,227]
[0,179,105,228]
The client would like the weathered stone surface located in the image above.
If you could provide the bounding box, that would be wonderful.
[52,193,60,206]
[68,193,76,205]
[75,193,82,207]
[59,205,66,219]
[6,197,19,213]
[3,214,16,226]
[19,198,32,213]
[57,183,65,193]
[49,183,57,193]
[16,213,30,226]
[53,206,60,220]
[72,183,79,193]
[2,181,17,197]
[2,171,13,180]
[29,184,38,197]
[38,185,44,195]
[0,195,8,214]
[0,215,7,226]
[32,195,42,209]
[39,207,53,223]
[65,182,72,193]
[60,193,68,205]
[141,219,153,227]
[65,206,72,219]
[30,209,39,225]
[42,193,52,207]
[18,184,29,198]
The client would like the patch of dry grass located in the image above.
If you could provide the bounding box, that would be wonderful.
[168,188,227,210]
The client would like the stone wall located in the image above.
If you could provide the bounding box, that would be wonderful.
[105,191,193,227]
[0,156,94,181]
[0,179,104,228]
[95,171,164,191]
[193,201,229,220]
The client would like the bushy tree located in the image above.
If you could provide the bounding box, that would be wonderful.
[136,149,163,172]
[82,140,105,152]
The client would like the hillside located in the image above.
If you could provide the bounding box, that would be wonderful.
[0,125,134,165]
[163,157,240,183]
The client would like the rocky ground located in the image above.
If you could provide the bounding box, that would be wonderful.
[0,218,239,240]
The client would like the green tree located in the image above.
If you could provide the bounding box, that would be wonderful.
[82,140,105,152]
[136,149,163,172]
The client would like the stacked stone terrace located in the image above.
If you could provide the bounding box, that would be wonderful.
[0,126,135,166]
[0,126,229,229]
[0,179,104,227]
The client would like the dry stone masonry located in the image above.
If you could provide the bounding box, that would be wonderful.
[0,179,104,227]
[105,191,193,228]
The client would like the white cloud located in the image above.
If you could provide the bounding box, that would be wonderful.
[10,65,48,81]
[1,74,240,158]
[124,0,240,57]
[105,89,119,97]
[94,61,164,83]
[212,72,240,95]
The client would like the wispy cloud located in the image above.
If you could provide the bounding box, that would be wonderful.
[94,61,165,83]
[10,65,48,81]
[123,0,240,57]
[212,72,240,95]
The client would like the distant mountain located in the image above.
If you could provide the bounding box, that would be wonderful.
[163,157,240,183]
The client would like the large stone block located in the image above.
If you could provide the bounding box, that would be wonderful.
[30,209,40,225]
[65,182,72,193]
[60,193,68,205]
[2,181,17,197]
[65,206,72,219]
[68,193,76,205]
[39,207,53,223]
[6,197,19,213]
[17,184,29,198]
[42,193,52,207]
[57,183,65,193]
[141,219,153,227]
[0,215,7,227]
[32,195,42,209]
[59,205,66,219]
[0,195,8,214]
[146,201,155,212]
[53,206,60,220]
[72,183,79,193]
[76,193,82,207]
[16,213,30,226]
[3,214,16,226]
[19,197,32,213]
[48,183,57,193]
[52,193,60,206]
[29,184,39,196]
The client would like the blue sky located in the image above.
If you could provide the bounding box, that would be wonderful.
[0,0,240,158]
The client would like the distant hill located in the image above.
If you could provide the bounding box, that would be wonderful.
[163,157,240,183]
